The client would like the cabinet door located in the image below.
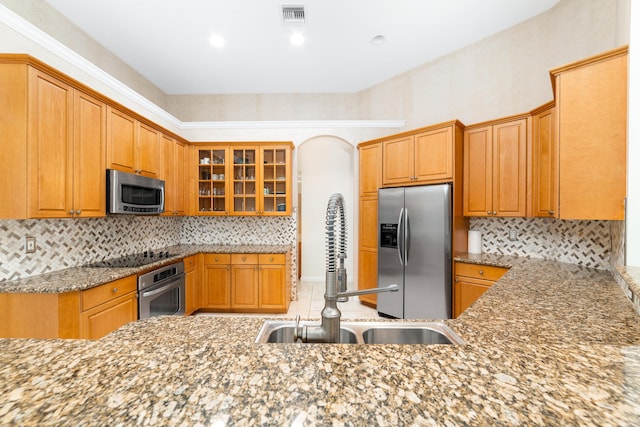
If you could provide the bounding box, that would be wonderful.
[359,197,378,252]
[106,107,136,174]
[359,143,381,196]
[73,91,106,218]
[231,147,259,215]
[231,264,259,308]
[197,147,230,215]
[261,146,291,215]
[79,291,137,339]
[174,141,186,215]
[492,119,527,217]
[532,106,558,218]
[203,264,231,309]
[414,126,453,183]
[259,264,286,309]
[556,52,627,220]
[358,249,378,306]
[28,68,73,218]
[453,278,491,318]
[382,135,413,185]
[137,123,160,178]
[162,135,176,215]
[463,126,492,216]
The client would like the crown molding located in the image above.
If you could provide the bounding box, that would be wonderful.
[0,5,405,133]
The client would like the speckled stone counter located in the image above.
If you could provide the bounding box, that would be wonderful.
[0,244,292,293]
[1,256,640,425]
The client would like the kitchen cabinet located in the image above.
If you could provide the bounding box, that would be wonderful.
[463,117,528,217]
[203,254,232,310]
[357,140,382,305]
[531,102,558,218]
[550,47,627,220]
[0,275,137,339]
[453,262,508,317]
[162,135,186,216]
[106,106,161,178]
[79,275,138,339]
[0,62,106,219]
[195,143,293,216]
[201,253,290,313]
[382,123,454,186]
[184,254,202,315]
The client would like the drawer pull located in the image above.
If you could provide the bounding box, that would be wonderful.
[215,257,219,262]
[242,256,246,262]
[269,256,274,262]
[478,270,484,276]
[112,287,118,293]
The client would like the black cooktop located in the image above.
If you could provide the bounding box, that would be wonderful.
[87,251,178,268]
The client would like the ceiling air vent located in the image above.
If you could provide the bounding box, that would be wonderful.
[282,5,305,24]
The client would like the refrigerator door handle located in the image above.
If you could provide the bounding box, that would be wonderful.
[404,208,409,265]
[397,208,405,266]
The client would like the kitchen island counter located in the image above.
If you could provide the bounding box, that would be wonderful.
[2,257,640,425]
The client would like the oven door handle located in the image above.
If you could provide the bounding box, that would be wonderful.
[141,280,181,298]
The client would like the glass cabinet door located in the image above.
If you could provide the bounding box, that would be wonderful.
[261,147,289,215]
[231,148,258,214]
[198,148,228,215]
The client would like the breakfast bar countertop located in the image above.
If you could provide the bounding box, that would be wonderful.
[2,256,640,425]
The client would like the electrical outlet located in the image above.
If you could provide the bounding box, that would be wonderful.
[508,230,518,241]
[25,236,36,253]
[261,225,266,233]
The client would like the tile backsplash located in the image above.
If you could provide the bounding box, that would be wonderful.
[0,214,297,282]
[469,217,624,271]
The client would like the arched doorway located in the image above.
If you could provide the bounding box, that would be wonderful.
[297,135,355,286]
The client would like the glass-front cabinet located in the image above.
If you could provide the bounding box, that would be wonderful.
[195,142,293,216]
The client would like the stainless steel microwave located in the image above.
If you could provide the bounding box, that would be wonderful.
[107,169,165,215]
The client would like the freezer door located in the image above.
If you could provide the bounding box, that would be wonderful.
[377,187,405,318]
[403,184,452,319]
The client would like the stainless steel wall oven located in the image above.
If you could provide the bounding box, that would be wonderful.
[138,261,185,319]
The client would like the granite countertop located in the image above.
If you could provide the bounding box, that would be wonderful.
[0,244,292,293]
[1,256,640,425]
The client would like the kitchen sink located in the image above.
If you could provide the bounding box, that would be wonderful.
[255,320,465,345]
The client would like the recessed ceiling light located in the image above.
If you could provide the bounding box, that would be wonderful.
[209,34,225,48]
[371,35,386,46]
[290,32,305,46]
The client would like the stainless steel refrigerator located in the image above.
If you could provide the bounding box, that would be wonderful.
[377,184,452,319]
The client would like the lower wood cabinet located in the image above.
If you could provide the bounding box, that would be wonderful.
[201,253,290,313]
[184,254,203,315]
[453,262,508,318]
[0,275,137,339]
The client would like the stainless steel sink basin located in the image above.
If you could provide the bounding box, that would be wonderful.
[255,320,465,345]
[260,324,358,344]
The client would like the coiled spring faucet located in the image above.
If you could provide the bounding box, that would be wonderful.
[294,193,398,343]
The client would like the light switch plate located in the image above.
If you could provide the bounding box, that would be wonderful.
[508,230,518,241]
[25,236,36,253]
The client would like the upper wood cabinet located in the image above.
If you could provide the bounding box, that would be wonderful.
[162,135,186,216]
[196,142,293,216]
[531,102,558,218]
[382,122,455,186]
[0,62,106,219]
[550,47,627,220]
[106,106,161,178]
[358,141,382,196]
[463,117,528,217]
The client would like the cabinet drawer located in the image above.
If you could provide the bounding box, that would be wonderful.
[184,254,198,271]
[231,254,259,265]
[204,254,230,265]
[454,262,508,282]
[81,275,137,311]
[259,254,285,265]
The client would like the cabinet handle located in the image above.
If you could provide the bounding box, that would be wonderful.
[75,210,81,215]
[69,210,74,215]
[242,256,246,262]
[215,257,219,261]
[454,278,459,282]
[112,287,118,293]
[487,211,491,215]
[493,211,497,216]
[269,257,274,262]
[549,210,555,215]
[478,270,484,276]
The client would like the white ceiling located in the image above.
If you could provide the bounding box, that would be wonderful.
[45,0,560,95]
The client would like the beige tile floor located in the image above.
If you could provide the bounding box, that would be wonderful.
[195,280,380,319]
